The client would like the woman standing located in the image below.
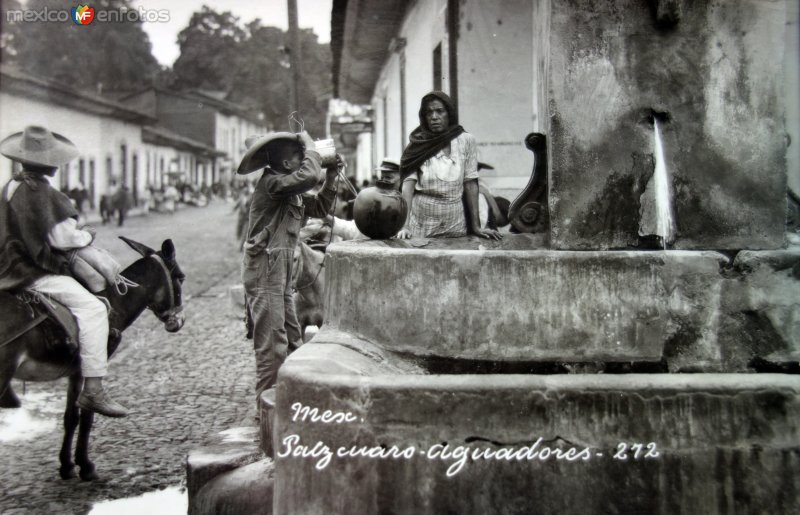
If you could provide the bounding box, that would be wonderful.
[398,91,501,240]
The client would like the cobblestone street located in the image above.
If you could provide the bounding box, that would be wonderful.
[0,201,255,514]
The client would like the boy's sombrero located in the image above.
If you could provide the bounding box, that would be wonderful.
[237,131,303,175]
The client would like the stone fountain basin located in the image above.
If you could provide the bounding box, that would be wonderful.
[324,236,728,367]
[270,338,800,514]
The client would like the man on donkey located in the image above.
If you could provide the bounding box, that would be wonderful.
[237,131,342,412]
[0,126,127,418]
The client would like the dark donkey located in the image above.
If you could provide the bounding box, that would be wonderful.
[0,237,185,480]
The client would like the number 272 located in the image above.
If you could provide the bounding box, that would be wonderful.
[613,442,660,460]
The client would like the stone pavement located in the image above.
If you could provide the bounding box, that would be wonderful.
[0,201,257,514]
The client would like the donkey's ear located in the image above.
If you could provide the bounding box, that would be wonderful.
[161,239,175,260]
[119,236,155,257]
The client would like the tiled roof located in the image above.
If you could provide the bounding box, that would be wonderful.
[142,125,225,157]
[0,64,157,124]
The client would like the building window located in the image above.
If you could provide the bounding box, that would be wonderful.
[120,144,128,185]
[433,43,442,91]
[79,158,86,185]
[89,159,96,208]
[106,156,113,187]
[60,162,70,191]
[132,153,139,206]
[233,127,238,157]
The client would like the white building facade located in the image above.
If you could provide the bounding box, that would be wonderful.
[0,66,230,211]
[0,66,154,208]
[123,88,267,187]
[214,109,266,183]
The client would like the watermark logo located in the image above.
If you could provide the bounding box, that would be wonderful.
[5,6,169,24]
[71,5,95,25]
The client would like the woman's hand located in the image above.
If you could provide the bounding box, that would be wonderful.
[473,227,502,240]
[299,218,327,241]
[398,180,416,240]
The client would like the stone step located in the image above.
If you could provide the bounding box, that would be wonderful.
[185,428,261,515]
[190,458,274,515]
[275,344,800,514]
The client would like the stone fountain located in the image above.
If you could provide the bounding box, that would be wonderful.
[187,1,799,513]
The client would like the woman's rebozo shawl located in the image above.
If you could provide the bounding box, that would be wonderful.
[400,91,465,181]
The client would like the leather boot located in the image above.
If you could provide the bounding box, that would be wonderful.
[77,388,128,418]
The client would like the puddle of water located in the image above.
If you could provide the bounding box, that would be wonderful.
[89,486,187,514]
[0,391,61,443]
[0,408,55,443]
[218,426,259,443]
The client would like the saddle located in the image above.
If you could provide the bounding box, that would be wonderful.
[0,290,79,351]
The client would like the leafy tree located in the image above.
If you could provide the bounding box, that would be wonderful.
[2,0,161,92]
[172,6,247,92]
[1,1,332,138]
[172,9,332,138]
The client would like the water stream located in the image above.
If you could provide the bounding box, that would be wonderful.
[653,119,675,247]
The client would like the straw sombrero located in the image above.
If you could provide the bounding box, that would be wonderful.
[0,126,79,168]
[237,131,303,175]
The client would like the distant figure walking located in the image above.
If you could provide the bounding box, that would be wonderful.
[114,185,133,227]
[69,181,89,216]
[140,184,152,215]
[162,184,179,214]
[100,181,117,225]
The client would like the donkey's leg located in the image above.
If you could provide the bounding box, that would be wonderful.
[0,356,20,408]
[59,373,81,479]
[0,382,19,408]
[76,408,97,481]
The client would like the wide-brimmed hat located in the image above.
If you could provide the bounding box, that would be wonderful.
[237,131,302,175]
[0,126,79,168]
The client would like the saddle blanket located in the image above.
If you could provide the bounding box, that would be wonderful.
[0,290,79,350]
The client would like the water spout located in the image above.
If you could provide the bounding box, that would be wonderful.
[652,119,675,247]
[648,0,683,29]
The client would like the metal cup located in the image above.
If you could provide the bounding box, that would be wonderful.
[315,139,338,167]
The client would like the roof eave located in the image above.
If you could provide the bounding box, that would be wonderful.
[332,0,406,104]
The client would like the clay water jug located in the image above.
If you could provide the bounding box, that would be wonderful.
[353,162,407,239]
